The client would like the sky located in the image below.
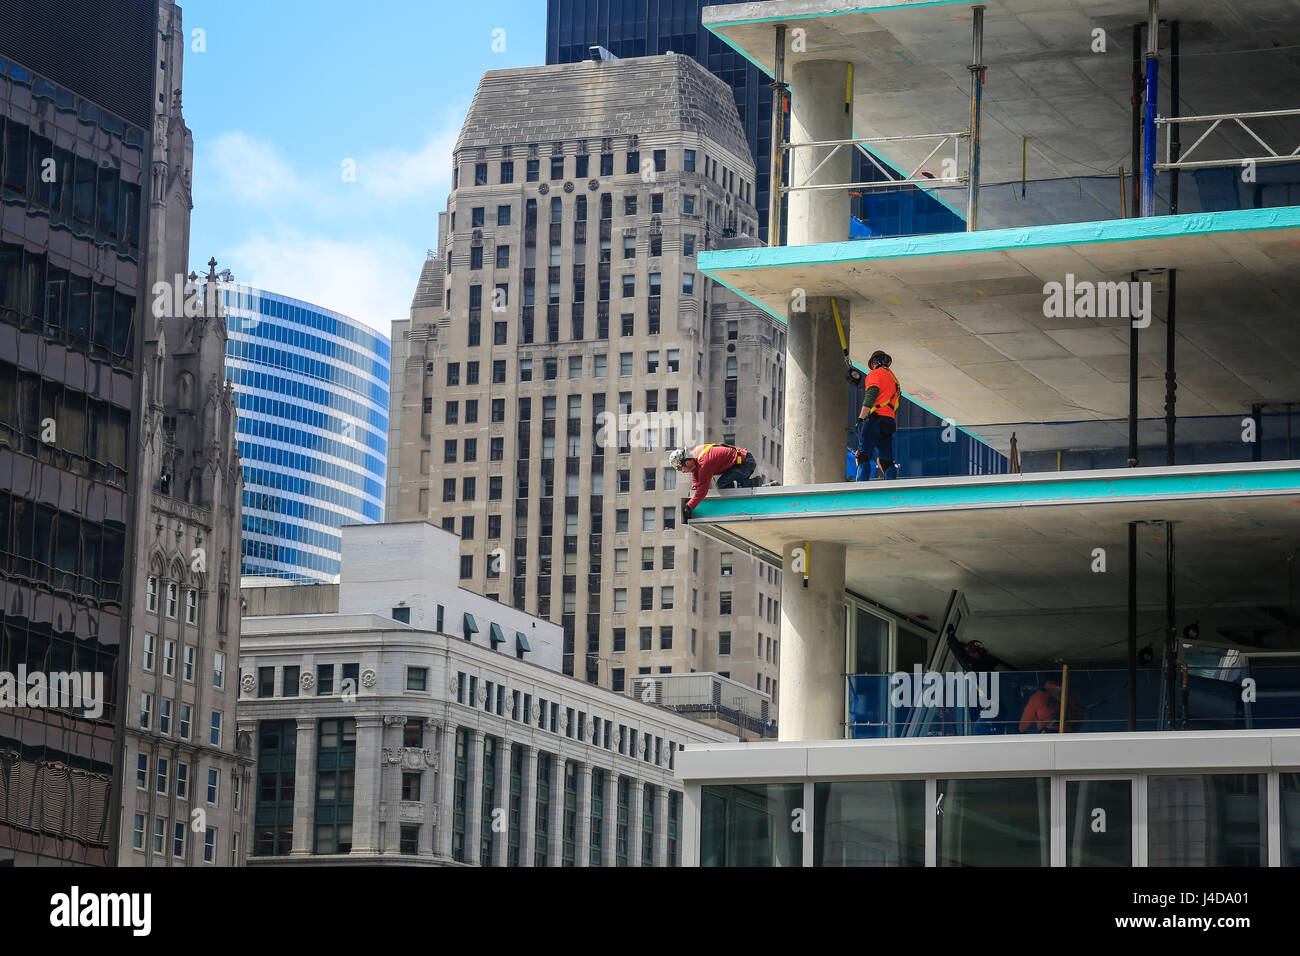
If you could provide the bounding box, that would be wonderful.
[177,0,548,337]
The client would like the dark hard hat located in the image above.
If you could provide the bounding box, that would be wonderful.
[868,350,893,369]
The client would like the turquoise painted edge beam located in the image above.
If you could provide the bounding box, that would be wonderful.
[692,466,1300,519]
[704,263,991,445]
[699,206,1300,275]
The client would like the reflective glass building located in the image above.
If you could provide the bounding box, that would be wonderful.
[222,288,389,583]
[545,0,964,242]
[0,0,156,865]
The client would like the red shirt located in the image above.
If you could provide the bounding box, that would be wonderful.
[686,443,748,509]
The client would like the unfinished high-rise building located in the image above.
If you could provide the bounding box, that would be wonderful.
[388,54,786,708]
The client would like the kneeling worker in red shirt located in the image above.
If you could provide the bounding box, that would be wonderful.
[668,443,760,521]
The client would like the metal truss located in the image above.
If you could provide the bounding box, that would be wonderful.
[1155,108,1300,171]
[778,131,969,195]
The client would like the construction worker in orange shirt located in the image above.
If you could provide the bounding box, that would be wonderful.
[668,442,764,521]
[854,350,901,481]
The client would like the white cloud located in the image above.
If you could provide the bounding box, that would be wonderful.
[207,130,305,205]
[219,227,422,338]
[355,121,459,203]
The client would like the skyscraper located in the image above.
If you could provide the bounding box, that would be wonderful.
[223,287,389,584]
[545,0,965,242]
[0,0,156,864]
[118,0,250,867]
[388,55,786,700]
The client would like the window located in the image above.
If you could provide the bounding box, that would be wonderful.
[146,576,158,611]
[166,583,178,618]
[180,704,191,740]
[613,589,627,613]
[649,273,661,297]
[551,155,564,179]
[497,203,511,224]
[214,652,225,688]
[651,193,664,214]
[624,194,637,216]
[683,273,695,295]
[142,634,155,671]
[575,154,589,178]
[210,711,222,746]
[650,234,662,258]
[526,159,539,181]
[666,349,680,373]
[156,757,168,794]
[646,352,660,374]
[623,234,636,259]
[661,587,674,610]
[407,667,428,691]
[496,245,510,268]
[204,827,217,863]
[720,591,732,615]
[460,554,473,579]
[593,354,607,377]
[475,163,488,185]
[684,235,695,256]
[621,275,635,298]
[153,818,165,855]
[600,153,613,176]
[471,207,485,228]
[132,813,145,850]
[159,699,172,735]
[719,631,732,655]
[721,553,733,576]
[684,149,696,171]
[568,355,583,379]
[500,163,514,185]
[176,761,189,799]
[185,589,198,624]
[493,360,507,383]
[207,768,220,805]
[626,151,640,174]
[683,194,696,215]
[174,821,185,859]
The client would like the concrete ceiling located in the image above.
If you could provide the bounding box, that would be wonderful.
[701,209,1300,445]
[691,462,1300,664]
[704,0,1300,188]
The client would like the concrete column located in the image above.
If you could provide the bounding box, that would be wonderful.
[779,540,847,741]
[628,779,644,866]
[434,722,456,860]
[577,762,593,865]
[289,717,317,856]
[787,59,854,247]
[601,770,617,867]
[521,747,539,866]
[653,786,669,867]
[350,715,383,854]
[784,296,850,486]
[466,729,484,864]
[492,739,508,867]
[548,755,565,866]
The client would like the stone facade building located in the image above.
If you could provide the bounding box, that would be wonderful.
[239,521,731,865]
[387,54,787,707]
[117,0,251,866]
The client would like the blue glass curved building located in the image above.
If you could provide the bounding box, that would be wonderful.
[222,287,389,582]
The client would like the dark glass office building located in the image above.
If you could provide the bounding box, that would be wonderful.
[546,0,964,242]
[0,0,156,864]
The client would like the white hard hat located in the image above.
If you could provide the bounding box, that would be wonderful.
[667,448,687,469]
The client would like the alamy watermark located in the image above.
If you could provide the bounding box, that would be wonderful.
[0,666,105,719]
[889,666,1000,719]
[1043,273,1152,328]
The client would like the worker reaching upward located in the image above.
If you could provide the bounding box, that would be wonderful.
[668,442,761,521]
[855,350,901,481]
